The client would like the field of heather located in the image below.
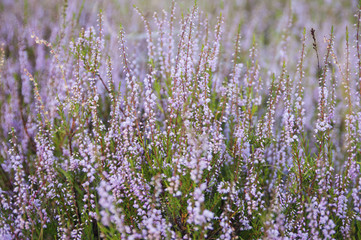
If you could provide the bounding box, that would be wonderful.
[0,0,361,239]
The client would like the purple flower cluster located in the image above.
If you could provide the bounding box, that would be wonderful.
[0,0,361,239]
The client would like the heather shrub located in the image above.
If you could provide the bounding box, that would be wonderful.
[0,0,361,239]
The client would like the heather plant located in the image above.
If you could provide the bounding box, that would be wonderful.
[1,0,361,239]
